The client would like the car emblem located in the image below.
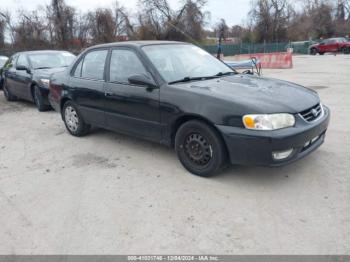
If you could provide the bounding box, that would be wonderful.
[311,109,318,117]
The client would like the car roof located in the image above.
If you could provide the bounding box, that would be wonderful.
[87,40,190,50]
[16,50,74,55]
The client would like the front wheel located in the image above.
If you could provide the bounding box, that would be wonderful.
[33,86,50,112]
[62,101,90,137]
[175,120,228,177]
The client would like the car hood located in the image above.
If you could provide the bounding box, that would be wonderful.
[185,74,320,114]
[33,67,67,78]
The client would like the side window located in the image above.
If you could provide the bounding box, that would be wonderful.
[81,50,108,80]
[109,49,148,83]
[4,55,16,70]
[17,55,29,68]
[73,59,83,77]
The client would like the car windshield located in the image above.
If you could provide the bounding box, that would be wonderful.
[142,44,235,83]
[0,57,8,68]
[336,38,347,42]
[28,52,76,69]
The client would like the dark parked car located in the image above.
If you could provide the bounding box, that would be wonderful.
[2,50,76,111]
[309,37,350,55]
[49,41,330,177]
[0,55,9,89]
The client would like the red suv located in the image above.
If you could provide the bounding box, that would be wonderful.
[309,37,350,55]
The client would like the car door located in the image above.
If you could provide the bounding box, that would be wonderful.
[4,54,19,95]
[69,48,108,127]
[104,47,161,142]
[13,54,33,100]
[327,39,338,52]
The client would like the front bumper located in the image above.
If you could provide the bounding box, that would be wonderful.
[217,105,330,166]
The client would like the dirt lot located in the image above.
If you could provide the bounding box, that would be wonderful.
[0,55,349,254]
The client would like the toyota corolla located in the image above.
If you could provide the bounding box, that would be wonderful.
[3,50,76,111]
[49,41,330,177]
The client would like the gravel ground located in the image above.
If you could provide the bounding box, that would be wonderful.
[0,54,349,254]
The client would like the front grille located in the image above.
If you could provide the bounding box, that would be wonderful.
[299,104,323,122]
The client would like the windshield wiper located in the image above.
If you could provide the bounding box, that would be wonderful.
[35,67,52,70]
[215,71,236,77]
[168,76,218,85]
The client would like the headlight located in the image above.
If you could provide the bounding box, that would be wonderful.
[242,113,295,130]
[40,78,50,88]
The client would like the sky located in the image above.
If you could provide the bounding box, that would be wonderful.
[0,0,252,28]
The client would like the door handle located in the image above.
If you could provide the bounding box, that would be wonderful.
[105,92,114,97]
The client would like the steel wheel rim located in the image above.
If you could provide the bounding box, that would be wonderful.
[184,133,213,166]
[65,106,79,132]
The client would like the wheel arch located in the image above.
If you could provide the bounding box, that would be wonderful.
[59,96,76,120]
[30,82,37,101]
[60,97,71,112]
[170,114,229,156]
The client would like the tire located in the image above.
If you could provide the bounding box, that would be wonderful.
[343,47,350,54]
[319,52,325,55]
[62,101,90,137]
[3,80,17,101]
[310,48,317,55]
[175,120,228,177]
[33,85,50,112]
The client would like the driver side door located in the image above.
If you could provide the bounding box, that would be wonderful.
[12,54,33,100]
[104,47,161,142]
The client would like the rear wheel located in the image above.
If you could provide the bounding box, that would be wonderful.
[62,101,90,137]
[343,47,350,54]
[3,81,17,101]
[175,120,228,177]
[310,48,317,55]
[33,85,50,112]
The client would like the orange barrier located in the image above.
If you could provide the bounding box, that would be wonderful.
[232,52,293,69]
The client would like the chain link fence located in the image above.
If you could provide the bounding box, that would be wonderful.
[202,38,350,56]
[202,42,302,56]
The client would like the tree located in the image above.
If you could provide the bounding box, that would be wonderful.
[0,15,5,47]
[137,0,208,41]
[249,0,292,42]
[0,10,16,44]
[49,0,76,48]
[215,19,229,41]
[88,8,117,44]
[13,10,49,50]
[113,1,134,37]
[180,0,209,41]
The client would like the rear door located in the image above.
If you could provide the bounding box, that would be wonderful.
[104,47,161,142]
[69,48,108,126]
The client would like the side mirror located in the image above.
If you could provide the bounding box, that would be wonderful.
[128,74,157,88]
[16,65,30,73]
